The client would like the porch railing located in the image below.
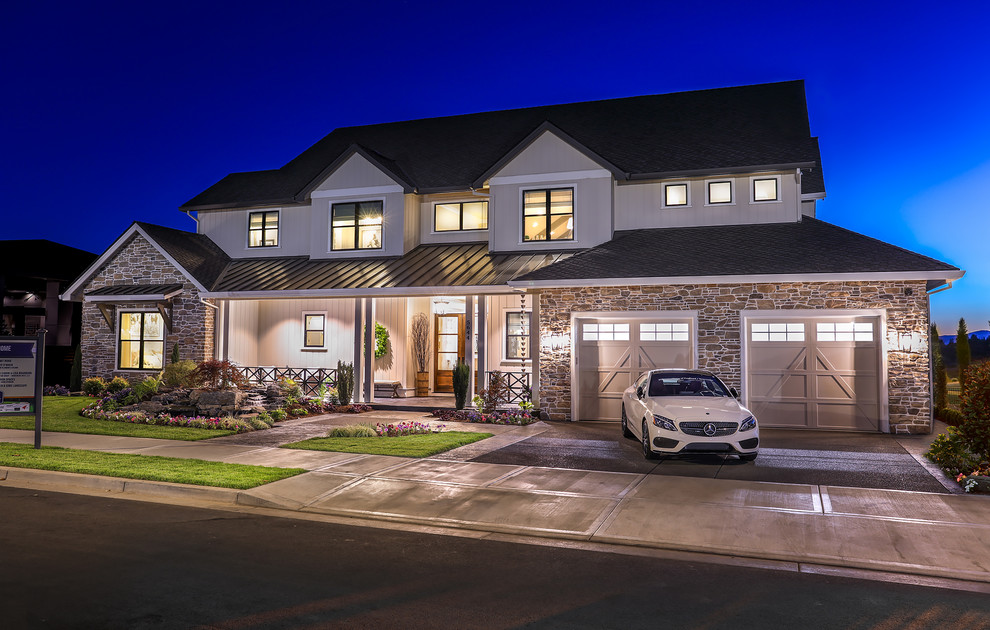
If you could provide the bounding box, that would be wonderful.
[487,371,531,404]
[236,366,338,397]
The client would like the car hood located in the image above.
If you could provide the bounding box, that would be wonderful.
[647,396,749,422]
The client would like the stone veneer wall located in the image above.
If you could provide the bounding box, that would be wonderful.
[80,234,215,379]
[538,281,932,434]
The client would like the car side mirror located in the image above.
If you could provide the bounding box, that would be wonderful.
[637,386,645,399]
[730,387,739,399]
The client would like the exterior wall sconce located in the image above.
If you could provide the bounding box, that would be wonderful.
[541,332,570,351]
[886,330,927,354]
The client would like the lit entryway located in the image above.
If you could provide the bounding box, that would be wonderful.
[744,313,883,431]
[575,314,695,421]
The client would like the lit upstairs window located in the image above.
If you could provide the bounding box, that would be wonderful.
[248,211,279,247]
[523,188,573,241]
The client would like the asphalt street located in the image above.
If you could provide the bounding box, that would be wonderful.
[2,487,987,630]
[471,421,950,493]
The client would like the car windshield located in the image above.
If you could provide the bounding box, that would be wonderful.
[648,372,730,397]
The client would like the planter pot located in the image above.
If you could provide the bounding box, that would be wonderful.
[415,372,429,397]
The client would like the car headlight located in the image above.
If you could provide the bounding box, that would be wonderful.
[652,414,677,432]
[739,415,757,432]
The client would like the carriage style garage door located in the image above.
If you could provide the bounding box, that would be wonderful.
[576,315,695,421]
[745,314,882,431]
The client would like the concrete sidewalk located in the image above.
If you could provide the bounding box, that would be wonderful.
[2,427,989,587]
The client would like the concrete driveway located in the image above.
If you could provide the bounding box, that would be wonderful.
[470,420,953,493]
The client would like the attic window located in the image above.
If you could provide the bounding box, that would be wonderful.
[248,211,279,248]
[753,177,779,202]
[664,183,688,207]
[707,181,733,205]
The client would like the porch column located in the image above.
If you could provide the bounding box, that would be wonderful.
[465,295,475,396]
[477,294,487,395]
[221,300,230,361]
[363,297,374,402]
[353,299,363,403]
[529,290,540,411]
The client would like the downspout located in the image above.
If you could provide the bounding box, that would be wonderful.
[185,210,199,232]
[199,297,220,360]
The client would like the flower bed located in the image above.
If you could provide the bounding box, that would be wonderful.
[431,409,537,426]
[82,398,256,433]
[374,421,444,436]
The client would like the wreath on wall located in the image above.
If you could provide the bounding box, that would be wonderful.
[364,322,390,359]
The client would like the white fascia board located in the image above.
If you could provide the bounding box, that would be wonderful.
[202,285,520,300]
[800,193,826,200]
[310,185,404,198]
[488,169,612,186]
[60,224,207,301]
[509,269,966,289]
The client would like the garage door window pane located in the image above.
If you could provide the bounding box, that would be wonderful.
[817,322,873,342]
[640,322,689,341]
[752,322,803,342]
[583,323,628,341]
[583,324,598,341]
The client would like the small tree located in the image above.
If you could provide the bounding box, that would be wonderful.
[171,342,181,364]
[411,313,430,373]
[478,370,510,413]
[931,324,947,412]
[957,318,971,388]
[336,360,354,405]
[958,361,990,461]
[70,344,83,392]
[452,360,470,410]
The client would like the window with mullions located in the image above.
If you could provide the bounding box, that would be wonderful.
[304,313,325,348]
[523,188,573,241]
[506,312,530,359]
[118,312,165,370]
[331,201,383,250]
[248,211,279,247]
[435,201,488,232]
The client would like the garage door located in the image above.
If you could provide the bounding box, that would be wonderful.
[576,316,694,420]
[745,315,882,430]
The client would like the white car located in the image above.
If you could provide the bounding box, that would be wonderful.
[621,369,759,461]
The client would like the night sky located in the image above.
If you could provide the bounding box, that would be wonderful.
[3,1,987,333]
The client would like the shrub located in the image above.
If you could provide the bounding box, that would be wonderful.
[290,407,308,416]
[43,385,70,396]
[336,360,354,405]
[937,407,965,426]
[478,370,510,413]
[162,360,198,388]
[131,375,162,403]
[279,378,303,404]
[106,376,130,394]
[958,361,990,460]
[932,324,947,411]
[82,377,107,398]
[327,424,378,438]
[193,359,248,391]
[170,342,181,364]
[452,360,470,410]
[925,426,979,476]
[256,410,275,427]
[270,408,288,422]
[246,416,270,431]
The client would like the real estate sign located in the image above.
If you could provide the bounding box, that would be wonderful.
[0,331,46,448]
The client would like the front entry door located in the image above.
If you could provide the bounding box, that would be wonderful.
[435,314,465,393]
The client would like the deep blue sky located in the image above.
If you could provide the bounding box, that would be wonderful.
[3,1,987,332]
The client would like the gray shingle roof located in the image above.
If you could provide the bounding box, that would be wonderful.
[136,222,230,289]
[210,243,571,294]
[510,218,960,284]
[183,81,824,210]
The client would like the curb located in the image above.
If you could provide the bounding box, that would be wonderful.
[3,464,990,589]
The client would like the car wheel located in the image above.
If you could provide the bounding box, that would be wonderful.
[739,453,758,462]
[621,404,633,438]
[642,420,657,460]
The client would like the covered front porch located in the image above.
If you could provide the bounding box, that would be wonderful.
[216,293,535,405]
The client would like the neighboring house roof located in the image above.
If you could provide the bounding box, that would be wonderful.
[207,243,572,296]
[182,80,824,210]
[0,239,96,282]
[509,218,962,286]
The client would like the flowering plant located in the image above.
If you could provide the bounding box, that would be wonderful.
[81,400,254,432]
[431,408,537,426]
[44,385,70,396]
[374,421,444,436]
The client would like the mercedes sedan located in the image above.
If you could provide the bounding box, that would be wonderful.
[621,369,759,461]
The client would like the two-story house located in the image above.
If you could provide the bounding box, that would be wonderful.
[62,81,963,434]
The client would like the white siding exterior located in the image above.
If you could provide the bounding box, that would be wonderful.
[419,192,490,245]
[198,205,311,258]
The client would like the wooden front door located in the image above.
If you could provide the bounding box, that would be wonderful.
[435,313,465,393]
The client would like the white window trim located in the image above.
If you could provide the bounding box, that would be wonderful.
[705,179,735,206]
[431,199,490,235]
[661,182,691,209]
[115,308,164,372]
[327,196,386,253]
[519,184,576,245]
[739,309,889,432]
[750,175,782,204]
[502,308,532,363]
[301,310,328,350]
[245,209,282,250]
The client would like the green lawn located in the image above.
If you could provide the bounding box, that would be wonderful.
[0,396,238,440]
[0,442,304,489]
[283,431,492,457]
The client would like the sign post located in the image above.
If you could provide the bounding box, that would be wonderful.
[0,330,46,448]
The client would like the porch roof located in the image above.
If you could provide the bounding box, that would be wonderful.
[207,243,572,296]
[84,283,185,301]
